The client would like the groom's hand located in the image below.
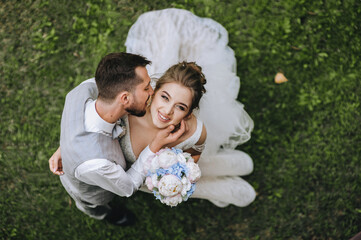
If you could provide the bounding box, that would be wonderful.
[149,120,187,153]
[49,147,64,175]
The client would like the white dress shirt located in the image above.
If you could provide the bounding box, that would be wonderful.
[73,79,155,197]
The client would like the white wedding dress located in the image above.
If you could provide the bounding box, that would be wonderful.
[123,8,256,207]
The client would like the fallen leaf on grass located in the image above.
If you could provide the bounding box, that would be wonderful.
[275,72,288,84]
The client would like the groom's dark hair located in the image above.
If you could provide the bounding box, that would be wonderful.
[95,52,151,101]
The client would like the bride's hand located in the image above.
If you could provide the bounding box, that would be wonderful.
[49,147,64,175]
[149,120,187,152]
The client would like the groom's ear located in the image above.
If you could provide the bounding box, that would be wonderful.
[117,91,131,105]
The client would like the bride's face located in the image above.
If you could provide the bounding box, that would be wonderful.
[150,82,192,128]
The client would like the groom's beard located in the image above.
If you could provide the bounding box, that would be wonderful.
[126,95,150,117]
[125,105,146,117]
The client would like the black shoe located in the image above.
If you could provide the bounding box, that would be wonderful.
[104,207,136,226]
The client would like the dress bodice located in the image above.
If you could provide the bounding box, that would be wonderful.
[119,115,204,164]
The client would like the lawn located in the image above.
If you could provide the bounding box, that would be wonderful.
[1,0,361,239]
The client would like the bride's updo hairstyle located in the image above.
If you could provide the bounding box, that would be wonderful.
[155,61,207,115]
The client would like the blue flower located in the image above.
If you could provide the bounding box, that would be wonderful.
[183,183,196,201]
[171,147,183,155]
[154,162,188,179]
[168,162,188,179]
[156,168,169,177]
[153,190,162,200]
[146,170,153,177]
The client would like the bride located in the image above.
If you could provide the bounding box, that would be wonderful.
[50,8,255,207]
[125,8,255,207]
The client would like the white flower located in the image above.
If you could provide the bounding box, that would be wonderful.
[176,154,187,164]
[181,176,192,196]
[158,175,182,197]
[161,194,183,207]
[150,156,160,172]
[151,173,159,188]
[145,176,154,190]
[183,152,193,161]
[158,150,178,168]
[186,162,201,182]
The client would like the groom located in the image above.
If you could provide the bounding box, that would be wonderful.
[52,52,185,226]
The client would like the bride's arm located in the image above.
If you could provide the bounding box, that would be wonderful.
[184,124,207,163]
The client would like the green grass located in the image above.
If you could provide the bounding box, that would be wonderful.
[1,0,361,239]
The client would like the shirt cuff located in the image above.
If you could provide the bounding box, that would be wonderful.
[139,145,156,159]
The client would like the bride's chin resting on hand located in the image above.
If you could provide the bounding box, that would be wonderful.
[149,119,187,153]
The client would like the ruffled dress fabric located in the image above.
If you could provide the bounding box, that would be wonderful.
[125,8,256,207]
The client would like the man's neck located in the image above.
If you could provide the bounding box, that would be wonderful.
[95,98,127,123]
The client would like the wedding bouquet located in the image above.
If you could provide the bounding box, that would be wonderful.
[143,148,201,207]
